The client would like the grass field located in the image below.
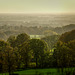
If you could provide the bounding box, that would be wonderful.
[14,68,57,75]
[14,68,75,75]
[0,68,75,75]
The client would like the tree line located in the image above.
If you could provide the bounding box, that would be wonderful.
[0,30,75,74]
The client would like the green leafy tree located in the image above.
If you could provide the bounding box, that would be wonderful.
[0,40,8,72]
[67,40,75,67]
[29,39,48,68]
[59,29,75,43]
[3,46,16,74]
[42,35,60,49]
[7,35,16,48]
[0,40,17,74]
[53,41,74,73]
[19,41,32,68]
[7,33,30,69]
[8,33,30,48]
[16,33,30,47]
[43,30,58,36]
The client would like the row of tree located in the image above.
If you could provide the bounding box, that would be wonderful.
[0,33,49,74]
[0,30,75,74]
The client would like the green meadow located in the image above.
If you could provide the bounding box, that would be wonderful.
[14,68,57,75]
[1,68,74,75]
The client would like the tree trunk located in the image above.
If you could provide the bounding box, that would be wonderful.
[36,58,38,68]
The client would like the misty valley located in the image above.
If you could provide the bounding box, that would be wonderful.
[0,14,75,75]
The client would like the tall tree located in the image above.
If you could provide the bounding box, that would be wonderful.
[59,29,75,43]
[41,35,59,49]
[67,40,75,67]
[29,39,48,68]
[19,41,32,68]
[3,46,16,74]
[0,40,8,72]
[7,33,30,69]
[7,35,16,48]
[53,41,74,73]
[16,33,30,47]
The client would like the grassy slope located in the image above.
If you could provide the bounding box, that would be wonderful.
[14,68,57,74]
[0,68,74,75]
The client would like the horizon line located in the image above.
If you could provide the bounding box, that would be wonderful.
[0,12,75,15]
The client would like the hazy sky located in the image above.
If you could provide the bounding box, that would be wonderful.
[0,0,75,14]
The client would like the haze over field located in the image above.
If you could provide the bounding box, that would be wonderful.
[0,0,75,27]
[0,14,75,27]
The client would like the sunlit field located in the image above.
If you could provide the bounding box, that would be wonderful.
[0,68,75,75]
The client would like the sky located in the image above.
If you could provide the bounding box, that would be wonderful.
[0,0,75,14]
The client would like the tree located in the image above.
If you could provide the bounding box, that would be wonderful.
[7,33,30,48]
[3,46,16,74]
[15,33,30,47]
[7,33,30,69]
[7,35,16,48]
[59,29,75,43]
[0,32,7,40]
[0,40,17,74]
[43,30,58,36]
[0,40,8,72]
[41,35,60,49]
[29,39,48,68]
[19,41,32,68]
[67,40,75,67]
[53,41,75,73]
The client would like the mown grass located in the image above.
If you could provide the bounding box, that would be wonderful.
[0,68,75,75]
[14,68,75,75]
[14,68,57,75]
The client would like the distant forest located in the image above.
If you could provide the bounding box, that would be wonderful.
[0,24,75,40]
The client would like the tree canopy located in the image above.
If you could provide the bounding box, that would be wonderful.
[59,29,75,43]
